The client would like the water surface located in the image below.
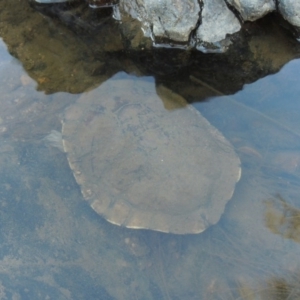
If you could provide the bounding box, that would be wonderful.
[0,5,300,299]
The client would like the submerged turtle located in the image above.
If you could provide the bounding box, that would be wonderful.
[61,77,241,234]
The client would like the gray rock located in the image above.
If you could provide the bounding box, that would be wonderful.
[196,0,241,52]
[32,0,300,52]
[118,0,200,43]
[278,0,300,28]
[226,0,275,21]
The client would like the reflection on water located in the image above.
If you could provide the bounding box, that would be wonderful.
[0,4,300,300]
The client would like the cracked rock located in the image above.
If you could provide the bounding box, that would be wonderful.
[196,0,241,52]
[226,0,275,21]
[118,0,200,43]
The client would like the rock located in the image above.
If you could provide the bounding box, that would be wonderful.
[226,0,276,21]
[118,0,200,43]
[118,0,242,52]
[196,0,241,52]
[31,0,300,52]
[278,0,300,28]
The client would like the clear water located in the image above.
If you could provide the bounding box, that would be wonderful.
[1,3,300,300]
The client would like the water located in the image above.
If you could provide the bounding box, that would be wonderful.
[1,2,300,299]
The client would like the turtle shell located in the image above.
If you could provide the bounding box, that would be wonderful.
[62,77,241,234]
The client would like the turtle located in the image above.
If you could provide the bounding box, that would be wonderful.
[61,76,241,234]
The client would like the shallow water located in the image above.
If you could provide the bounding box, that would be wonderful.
[1,3,300,300]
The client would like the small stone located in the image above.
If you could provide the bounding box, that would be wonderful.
[20,75,34,86]
[0,127,7,134]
